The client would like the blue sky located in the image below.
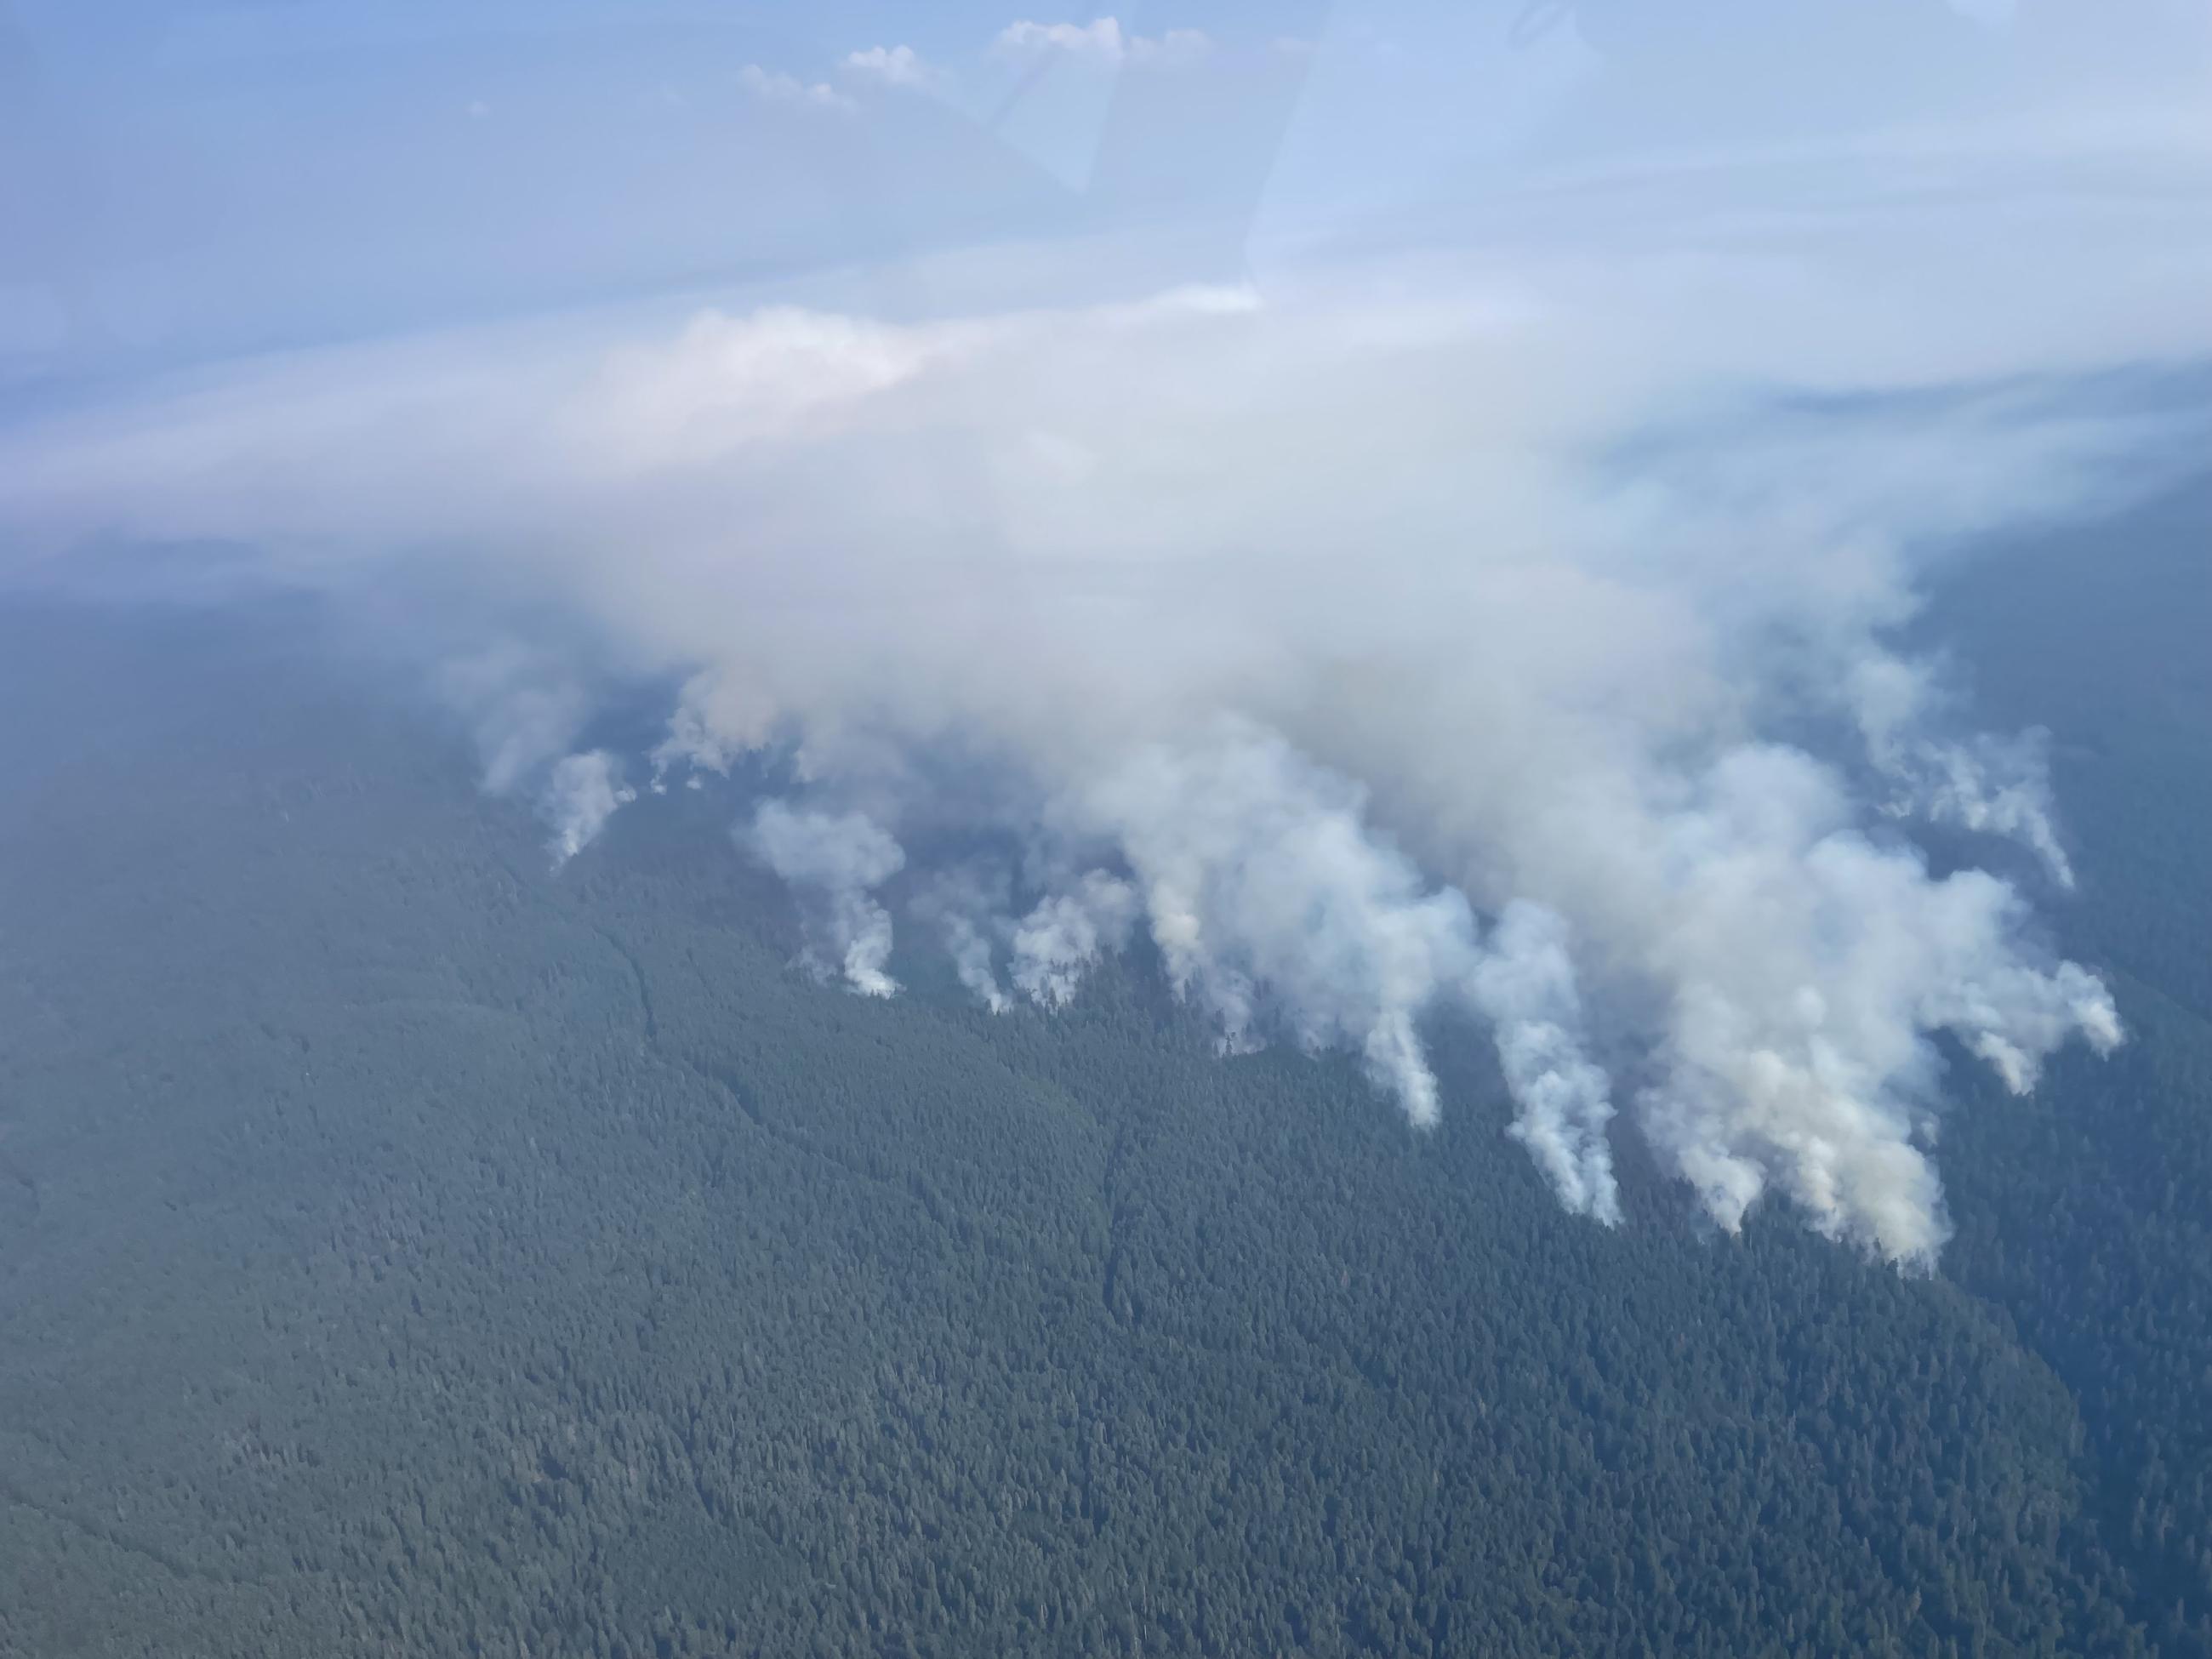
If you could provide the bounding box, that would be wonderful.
[9,0,2205,390]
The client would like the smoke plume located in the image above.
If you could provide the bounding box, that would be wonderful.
[544,750,638,869]
[1010,873,1142,1011]
[1472,903,1621,1228]
[3,44,2207,1262]
[747,803,908,996]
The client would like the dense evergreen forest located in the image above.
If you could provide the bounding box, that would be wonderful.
[0,485,2207,1657]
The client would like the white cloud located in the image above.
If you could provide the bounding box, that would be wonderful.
[842,44,936,90]
[994,17,1211,70]
[737,64,856,115]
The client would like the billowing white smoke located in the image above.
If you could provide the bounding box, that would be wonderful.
[939,910,1010,1012]
[910,869,1018,1013]
[437,643,589,796]
[1010,873,1141,1010]
[1095,729,1627,1224]
[920,725,1631,1223]
[746,802,907,996]
[908,865,1144,1016]
[544,750,637,868]
[434,644,636,866]
[1471,903,1621,1228]
[1588,743,2122,1261]
[4,125,2199,1260]
[1065,727,1491,1126]
[1851,652,2076,887]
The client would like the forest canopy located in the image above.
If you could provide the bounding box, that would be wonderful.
[2,476,2209,1656]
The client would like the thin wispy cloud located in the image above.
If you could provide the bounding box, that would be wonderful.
[737,64,856,114]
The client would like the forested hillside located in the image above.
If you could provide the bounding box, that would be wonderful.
[1926,474,2212,1657]
[1,481,2209,1659]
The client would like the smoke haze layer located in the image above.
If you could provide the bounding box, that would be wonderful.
[3,24,2209,1263]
